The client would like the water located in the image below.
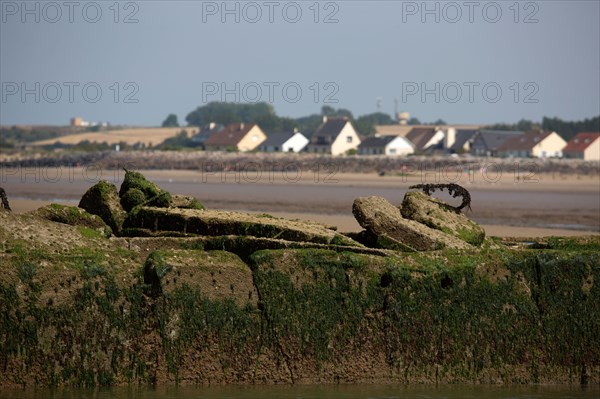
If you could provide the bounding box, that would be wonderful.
[1,385,598,399]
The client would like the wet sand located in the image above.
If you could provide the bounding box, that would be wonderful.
[2,168,599,237]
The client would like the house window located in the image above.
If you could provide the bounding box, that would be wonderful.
[274,146,279,151]
[346,136,353,143]
[389,148,396,155]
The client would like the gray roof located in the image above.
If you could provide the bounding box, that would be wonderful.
[260,131,296,147]
[475,130,523,151]
[359,135,397,148]
[311,118,349,143]
[450,129,478,151]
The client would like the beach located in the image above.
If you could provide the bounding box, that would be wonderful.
[2,167,598,237]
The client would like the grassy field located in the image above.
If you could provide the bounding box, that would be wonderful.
[31,127,198,147]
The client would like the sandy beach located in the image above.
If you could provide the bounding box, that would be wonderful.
[2,167,599,237]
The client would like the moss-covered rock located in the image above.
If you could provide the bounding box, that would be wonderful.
[0,207,599,387]
[78,180,127,235]
[125,207,360,246]
[30,203,112,238]
[119,169,162,199]
[120,188,146,212]
[401,191,486,246]
[170,194,205,210]
[146,191,173,208]
[352,196,471,251]
[118,170,204,211]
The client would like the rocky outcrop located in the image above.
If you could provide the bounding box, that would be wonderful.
[125,206,360,247]
[30,203,112,238]
[352,196,471,251]
[78,180,127,235]
[401,191,486,246]
[0,187,10,211]
[1,178,599,387]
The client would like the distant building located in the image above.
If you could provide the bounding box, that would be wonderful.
[374,124,414,137]
[204,123,266,152]
[191,122,224,149]
[562,132,600,160]
[70,117,84,127]
[469,130,523,157]
[358,135,414,156]
[497,130,566,158]
[259,130,309,153]
[69,117,107,128]
[306,116,361,156]
[405,127,445,153]
[448,129,479,153]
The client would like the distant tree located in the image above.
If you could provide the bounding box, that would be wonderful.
[162,114,179,127]
[542,116,599,141]
[185,102,281,131]
[432,119,447,125]
[353,112,395,136]
[408,117,421,125]
[321,105,336,116]
[488,119,537,132]
[156,129,196,149]
[336,108,354,120]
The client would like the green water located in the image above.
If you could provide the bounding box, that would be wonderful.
[1,385,598,399]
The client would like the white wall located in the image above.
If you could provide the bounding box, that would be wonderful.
[282,132,309,153]
[385,136,414,156]
[331,122,361,156]
[532,132,566,158]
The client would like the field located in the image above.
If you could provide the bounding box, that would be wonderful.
[31,127,198,147]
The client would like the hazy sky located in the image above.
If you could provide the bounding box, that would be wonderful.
[1,0,599,126]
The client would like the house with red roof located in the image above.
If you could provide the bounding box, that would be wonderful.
[562,132,600,160]
[204,123,266,152]
[497,130,566,158]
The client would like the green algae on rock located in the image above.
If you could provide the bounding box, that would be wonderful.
[31,203,112,238]
[401,191,486,246]
[78,180,127,235]
[126,206,359,247]
[0,207,599,387]
[352,196,471,251]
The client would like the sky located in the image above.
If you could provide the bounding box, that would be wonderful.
[1,0,599,126]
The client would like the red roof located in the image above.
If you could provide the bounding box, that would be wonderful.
[204,123,257,147]
[497,130,552,151]
[563,132,600,153]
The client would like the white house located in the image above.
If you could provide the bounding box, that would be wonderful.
[358,135,414,156]
[497,130,566,158]
[259,130,309,153]
[562,132,600,160]
[306,116,361,156]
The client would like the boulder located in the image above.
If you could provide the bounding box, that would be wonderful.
[169,194,205,210]
[118,170,204,211]
[352,196,471,251]
[401,191,485,246]
[119,169,162,198]
[30,203,112,238]
[78,180,127,235]
[126,207,360,246]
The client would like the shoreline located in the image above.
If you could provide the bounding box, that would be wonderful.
[2,167,598,237]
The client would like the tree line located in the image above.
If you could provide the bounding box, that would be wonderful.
[488,116,600,141]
